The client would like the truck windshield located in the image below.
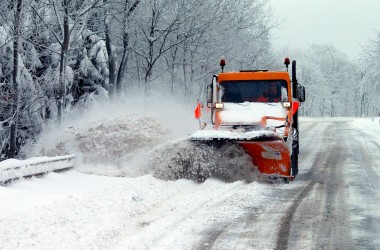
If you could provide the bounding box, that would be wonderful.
[220,80,287,103]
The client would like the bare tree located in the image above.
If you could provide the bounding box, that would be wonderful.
[160,0,277,99]
[8,0,23,158]
[131,0,189,95]
[103,0,141,97]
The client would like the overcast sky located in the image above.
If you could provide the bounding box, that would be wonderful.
[270,0,380,60]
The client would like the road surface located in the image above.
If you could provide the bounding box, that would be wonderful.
[0,118,379,249]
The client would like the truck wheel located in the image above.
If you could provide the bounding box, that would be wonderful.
[291,152,298,177]
[291,140,299,177]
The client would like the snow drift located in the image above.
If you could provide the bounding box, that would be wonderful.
[35,115,170,177]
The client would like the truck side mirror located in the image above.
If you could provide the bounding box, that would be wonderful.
[298,85,306,102]
[206,84,213,108]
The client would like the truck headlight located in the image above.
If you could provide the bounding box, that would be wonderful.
[282,102,291,108]
[215,103,224,109]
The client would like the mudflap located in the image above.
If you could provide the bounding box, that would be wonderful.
[238,140,291,178]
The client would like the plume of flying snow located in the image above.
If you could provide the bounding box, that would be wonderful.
[148,139,260,183]
[28,91,259,182]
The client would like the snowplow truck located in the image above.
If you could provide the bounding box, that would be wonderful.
[191,58,305,180]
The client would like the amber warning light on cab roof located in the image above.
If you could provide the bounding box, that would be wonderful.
[220,58,226,72]
[284,57,290,71]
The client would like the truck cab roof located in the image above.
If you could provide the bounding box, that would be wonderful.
[218,71,291,82]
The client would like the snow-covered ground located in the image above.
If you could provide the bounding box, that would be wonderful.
[0,172,273,249]
[1,104,380,249]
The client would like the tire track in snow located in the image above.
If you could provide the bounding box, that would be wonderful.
[274,140,329,249]
[345,127,380,248]
[196,225,225,250]
[314,129,352,250]
[274,160,321,249]
[276,120,380,250]
[275,121,352,250]
[194,193,275,250]
[351,130,380,196]
[118,180,253,249]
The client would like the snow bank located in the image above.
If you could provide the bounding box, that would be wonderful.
[34,115,171,177]
[0,155,75,170]
[351,117,380,140]
[0,155,75,184]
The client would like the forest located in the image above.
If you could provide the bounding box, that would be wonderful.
[0,0,379,160]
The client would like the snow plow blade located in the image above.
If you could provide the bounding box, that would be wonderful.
[190,130,291,178]
[239,140,291,177]
[0,155,76,185]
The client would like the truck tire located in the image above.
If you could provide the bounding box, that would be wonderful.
[291,140,299,177]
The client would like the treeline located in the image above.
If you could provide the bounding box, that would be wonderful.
[0,0,277,159]
[294,42,380,117]
[0,0,379,160]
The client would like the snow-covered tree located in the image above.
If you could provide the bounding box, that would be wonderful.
[30,0,102,123]
[0,0,46,159]
[145,0,278,99]
[296,44,360,117]
[358,31,380,116]
[0,0,280,159]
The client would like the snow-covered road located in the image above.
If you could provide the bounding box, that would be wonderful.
[1,118,380,249]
